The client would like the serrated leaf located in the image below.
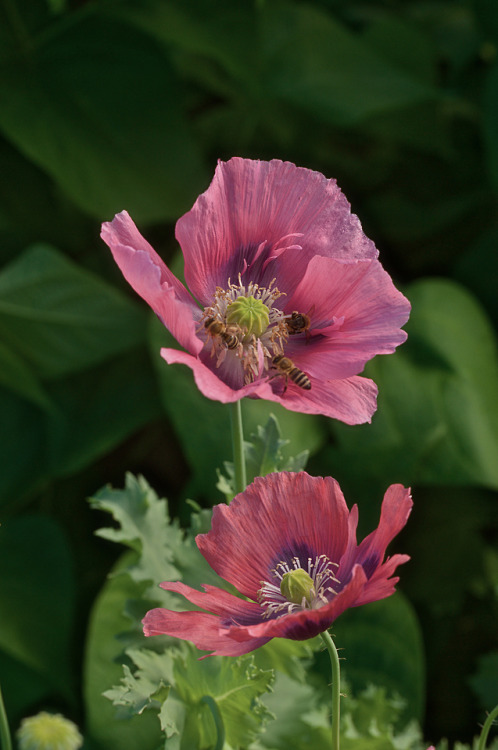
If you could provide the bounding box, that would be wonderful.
[104,649,174,717]
[173,647,275,749]
[218,414,310,500]
[90,474,183,597]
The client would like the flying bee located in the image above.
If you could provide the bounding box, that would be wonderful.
[204,317,240,350]
[285,306,314,340]
[270,355,311,393]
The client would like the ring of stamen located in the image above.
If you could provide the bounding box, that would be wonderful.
[258,554,340,618]
[200,274,290,383]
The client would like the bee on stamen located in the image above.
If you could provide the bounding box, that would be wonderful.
[285,306,314,341]
[270,355,311,393]
[204,317,241,350]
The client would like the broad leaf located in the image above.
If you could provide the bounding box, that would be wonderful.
[0,9,207,222]
[0,244,146,380]
[329,279,498,492]
[260,1,437,127]
[0,515,75,697]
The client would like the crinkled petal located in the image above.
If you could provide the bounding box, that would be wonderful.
[143,609,270,657]
[354,484,413,578]
[160,348,275,402]
[284,256,410,379]
[101,211,202,355]
[197,472,351,601]
[354,553,411,606]
[176,158,378,303]
[263,373,378,425]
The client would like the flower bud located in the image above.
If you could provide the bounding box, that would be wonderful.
[280,568,315,605]
[226,296,270,338]
[17,712,83,750]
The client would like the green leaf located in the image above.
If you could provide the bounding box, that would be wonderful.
[260,1,437,127]
[172,647,275,749]
[44,348,161,478]
[89,474,229,604]
[0,9,207,222]
[0,339,52,409]
[105,0,259,89]
[0,244,146,380]
[104,649,173,717]
[83,554,163,750]
[217,413,310,501]
[341,685,423,750]
[0,515,76,696]
[329,279,498,491]
[332,594,425,723]
[90,474,184,600]
[469,651,498,710]
[0,388,46,505]
[149,314,233,500]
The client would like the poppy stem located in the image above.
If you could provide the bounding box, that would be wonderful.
[319,629,341,750]
[0,682,12,750]
[477,703,498,750]
[230,400,247,496]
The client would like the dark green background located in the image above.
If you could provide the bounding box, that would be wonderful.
[0,0,497,746]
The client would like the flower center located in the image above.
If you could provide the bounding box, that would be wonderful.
[280,568,315,605]
[201,276,290,384]
[226,295,270,338]
[258,554,340,618]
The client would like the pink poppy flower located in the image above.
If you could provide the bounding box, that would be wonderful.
[101,158,410,424]
[143,472,412,657]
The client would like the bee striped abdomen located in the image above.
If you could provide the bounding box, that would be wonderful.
[271,355,311,391]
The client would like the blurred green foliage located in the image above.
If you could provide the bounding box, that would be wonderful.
[0,0,497,746]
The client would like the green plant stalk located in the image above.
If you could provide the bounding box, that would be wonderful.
[201,696,225,750]
[319,629,341,750]
[477,703,498,750]
[230,400,247,497]
[0,682,12,750]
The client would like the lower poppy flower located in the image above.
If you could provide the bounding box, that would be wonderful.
[143,472,412,656]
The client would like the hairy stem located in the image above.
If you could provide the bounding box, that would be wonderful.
[319,629,341,750]
[477,703,498,750]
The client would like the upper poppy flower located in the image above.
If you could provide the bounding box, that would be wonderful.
[142,472,412,657]
[101,158,410,424]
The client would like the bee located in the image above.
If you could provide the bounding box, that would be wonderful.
[204,317,240,350]
[285,306,314,340]
[270,355,311,392]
